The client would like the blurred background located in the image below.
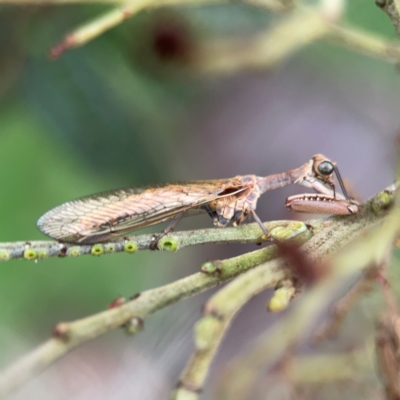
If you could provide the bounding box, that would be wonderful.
[1,0,400,398]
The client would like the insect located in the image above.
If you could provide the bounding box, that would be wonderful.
[37,154,356,244]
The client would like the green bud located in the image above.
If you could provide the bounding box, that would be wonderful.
[91,244,104,256]
[124,241,137,254]
[158,237,178,252]
[24,249,38,260]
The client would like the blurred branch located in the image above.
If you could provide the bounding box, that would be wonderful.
[176,183,395,399]
[376,0,400,36]
[3,0,399,70]
[47,0,295,58]
[175,257,287,398]
[291,348,373,383]
[196,9,400,73]
[376,313,400,399]
[313,267,378,342]
[46,0,400,69]
[216,345,374,399]
[0,0,292,5]
[49,0,347,61]
[327,24,400,62]
[215,186,398,400]
[374,255,400,399]
[194,7,332,73]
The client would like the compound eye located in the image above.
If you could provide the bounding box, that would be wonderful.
[317,161,334,176]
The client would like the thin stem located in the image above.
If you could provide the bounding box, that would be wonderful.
[327,24,400,62]
[215,188,398,399]
[182,184,397,398]
[0,235,302,399]
[0,184,394,399]
[313,269,376,342]
[175,257,287,398]
[0,220,300,262]
[376,0,400,36]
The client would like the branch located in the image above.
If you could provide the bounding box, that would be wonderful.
[376,0,400,36]
[0,226,311,399]
[216,345,373,397]
[47,0,294,58]
[312,268,377,342]
[214,186,398,399]
[194,6,334,73]
[0,220,305,261]
[175,258,288,397]
[327,24,400,63]
[0,184,395,398]
[45,0,400,72]
[192,17,400,73]
[174,185,396,398]
[4,0,398,70]
[48,0,344,59]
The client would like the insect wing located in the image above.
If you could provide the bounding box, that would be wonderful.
[37,180,247,243]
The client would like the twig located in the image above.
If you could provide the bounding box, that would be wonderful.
[0,184,395,399]
[267,279,297,312]
[179,184,395,398]
[312,268,377,342]
[315,252,399,345]
[327,24,400,63]
[0,220,304,262]
[216,345,374,399]
[174,257,289,398]
[214,185,398,399]
[4,0,400,70]
[194,6,334,73]
[47,0,289,57]
[0,236,302,400]
[376,0,400,36]
[376,313,400,399]
[47,0,400,69]
[373,250,400,398]
[49,2,150,58]
[291,347,372,383]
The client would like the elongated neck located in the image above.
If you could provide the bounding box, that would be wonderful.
[257,162,310,194]
[257,172,295,194]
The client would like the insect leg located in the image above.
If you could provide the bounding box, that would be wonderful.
[203,205,218,222]
[150,212,186,250]
[285,194,360,215]
[249,209,270,238]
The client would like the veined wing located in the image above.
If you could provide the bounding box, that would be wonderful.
[37,178,248,243]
